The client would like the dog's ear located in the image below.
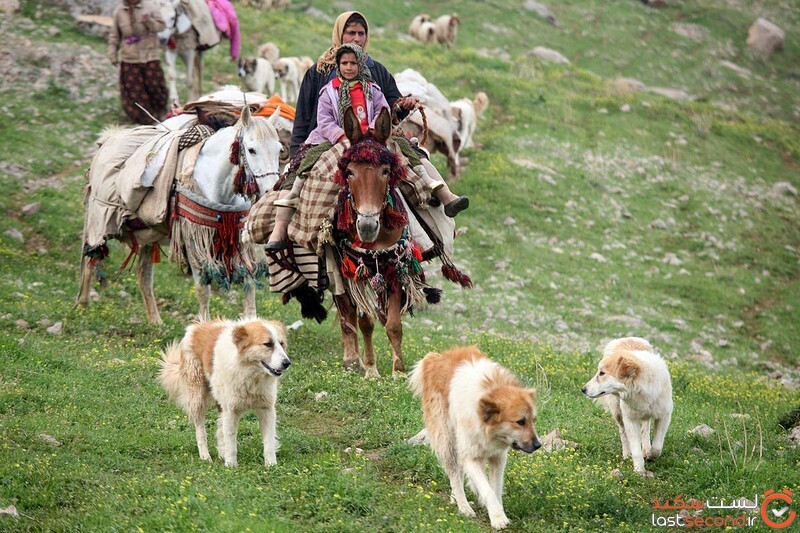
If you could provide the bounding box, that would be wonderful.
[526,388,537,406]
[231,324,250,353]
[616,355,639,380]
[479,397,501,424]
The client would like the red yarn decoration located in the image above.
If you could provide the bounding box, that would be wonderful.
[229,137,240,165]
[442,264,473,288]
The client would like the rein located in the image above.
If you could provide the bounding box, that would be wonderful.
[238,129,280,181]
[230,129,279,198]
[393,103,428,146]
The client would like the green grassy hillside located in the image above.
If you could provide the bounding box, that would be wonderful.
[1,0,798,531]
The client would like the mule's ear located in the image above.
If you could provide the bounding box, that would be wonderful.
[343,107,363,145]
[267,106,282,126]
[373,107,392,144]
[240,104,252,127]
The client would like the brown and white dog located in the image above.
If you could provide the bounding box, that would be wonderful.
[581,337,673,476]
[273,56,311,103]
[237,56,275,95]
[450,91,489,151]
[409,345,542,530]
[159,318,291,467]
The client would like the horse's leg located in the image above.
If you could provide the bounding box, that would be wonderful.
[358,313,379,379]
[183,48,196,102]
[76,253,93,309]
[335,294,362,373]
[385,290,405,377]
[192,269,211,322]
[164,49,179,105]
[447,152,459,180]
[194,50,203,101]
[242,281,256,320]
[137,244,162,325]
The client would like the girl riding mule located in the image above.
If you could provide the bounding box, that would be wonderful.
[247,107,471,378]
[77,105,283,324]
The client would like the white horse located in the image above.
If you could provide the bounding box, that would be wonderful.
[158,0,205,105]
[77,106,283,324]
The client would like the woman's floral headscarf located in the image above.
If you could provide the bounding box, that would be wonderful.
[316,11,370,74]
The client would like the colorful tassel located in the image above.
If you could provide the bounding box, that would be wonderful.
[341,256,357,278]
[442,264,473,288]
[336,193,354,231]
[382,204,408,229]
[410,242,423,262]
[355,259,370,281]
[229,137,240,165]
[370,272,387,294]
[423,287,442,304]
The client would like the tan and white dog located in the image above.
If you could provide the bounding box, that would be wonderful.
[159,318,291,467]
[273,56,309,103]
[450,91,489,151]
[581,337,673,475]
[409,346,542,530]
[237,56,275,95]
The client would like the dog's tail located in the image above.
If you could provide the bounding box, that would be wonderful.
[158,340,186,404]
[258,41,280,63]
[473,91,489,118]
[407,357,426,398]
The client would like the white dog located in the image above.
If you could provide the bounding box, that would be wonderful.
[450,91,489,150]
[159,318,291,467]
[581,337,673,475]
[238,56,275,94]
[273,57,305,103]
[409,345,542,530]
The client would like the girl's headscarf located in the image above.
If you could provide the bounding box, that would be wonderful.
[316,11,370,74]
[335,43,373,125]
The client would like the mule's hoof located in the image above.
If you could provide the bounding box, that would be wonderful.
[444,196,469,218]
[265,239,289,251]
[343,358,361,373]
[364,366,381,379]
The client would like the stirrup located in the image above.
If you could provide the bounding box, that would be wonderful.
[274,197,299,208]
[428,180,445,193]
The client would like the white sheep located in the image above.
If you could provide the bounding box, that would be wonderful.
[433,14,460,47]
[408,14,430,39]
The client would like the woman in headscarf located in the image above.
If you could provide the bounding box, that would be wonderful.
[266,42,468,250]
[289,11,417,157]
[108,0,168,124]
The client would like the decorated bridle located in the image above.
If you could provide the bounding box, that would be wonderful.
[333,138,408,238]
[229,126,280,200]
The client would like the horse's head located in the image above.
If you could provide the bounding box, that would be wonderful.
[335,107,407,244]
[157,0,190,45]
[236,104,284,198]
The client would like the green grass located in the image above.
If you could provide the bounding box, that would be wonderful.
[1,0,799,530]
